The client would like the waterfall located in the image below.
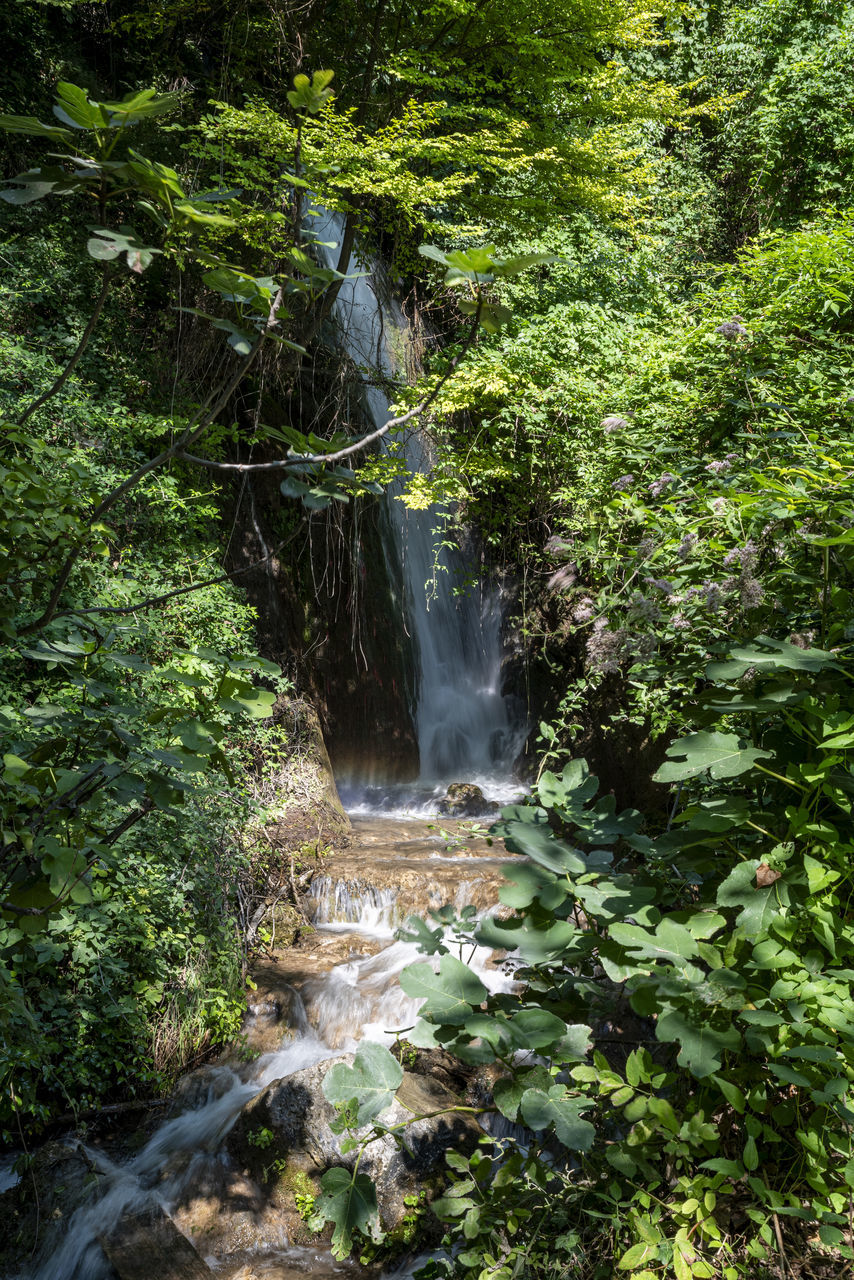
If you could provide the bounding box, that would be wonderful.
[310,210,524,807]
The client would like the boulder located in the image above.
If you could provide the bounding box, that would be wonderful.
[169,1055,480,1259]
[99,1205,213,1279]
[437,782,499,819]
[262,699,352,855]
[0,1141,107,1277]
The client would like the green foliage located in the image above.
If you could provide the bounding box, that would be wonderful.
[323,1040,404,1124]
[363,633,854,1276]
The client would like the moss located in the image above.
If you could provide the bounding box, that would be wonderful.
[277,1164,316,1205]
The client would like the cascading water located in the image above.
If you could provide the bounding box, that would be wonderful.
[310,210,525,811]
[20,893,514,1280]
[6,222,532,1280]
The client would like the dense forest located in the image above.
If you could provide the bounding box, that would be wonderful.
[2,1,854,1277]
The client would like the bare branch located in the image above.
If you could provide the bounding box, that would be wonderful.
[176,305,482,475]
[20,282,287,635]
[18,264,113,427]
[49,536,294,622]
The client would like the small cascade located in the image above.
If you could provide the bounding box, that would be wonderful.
[7,226,537,1280]
[310,209,524,809]
[306,874,401,935]
[19,818,519,1280]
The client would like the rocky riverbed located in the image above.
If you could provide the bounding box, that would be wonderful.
[0,814,518,1280]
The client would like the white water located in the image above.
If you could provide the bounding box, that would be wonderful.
[23,922,515,1280]
[310,210,525,812]
[11,222,532,1280]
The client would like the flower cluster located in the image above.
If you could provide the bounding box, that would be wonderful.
[586,619,629,673]
[716,318,748,338]
[648,473,676,498]
[601,415,630,435]
[705,452,739,475]
[723,539,757,570]
[676,532,697,560]
[628,592,662,624]
[612,474,634,491]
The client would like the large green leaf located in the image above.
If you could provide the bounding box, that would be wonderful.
[98,88,178,123]
[492,1066,554,1121]
[287,69,335,114]
[0,166,69,205]
[520,1086,595,1150]
[312,1167,381,1260]
[506,1008,583,1053]
[475,913,583,964]
[87,225,160,273]
[716,860,787,936]
[499,862,570,911]
[322,1042,403,1124]
[497,820,588,874]
[0,114,73,143]
[537,760,598,809]
[609,918,701,967]
[654,731,771,782]
[572,876,659,924]
[53,82,105,130]
[706,635,841,680]
[399,954,488,1025]
[654,1007,741,1078]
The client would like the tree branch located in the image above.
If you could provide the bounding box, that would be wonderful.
[48,536,294,622]
[17,264,113,426]
[176,305,481,475]
[19,282,287,635]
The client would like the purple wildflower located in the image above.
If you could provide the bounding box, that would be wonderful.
[547,564,577,592]
[723,539,757,571]
[586,623,628,674]
[702,581,723,613]
[716,318,748,338]
[612,474,635,491]
[628,592,661,624]
[677,532,697,561]
[601,415,630,435]
[648,473,676,499]
[740,577,764,609]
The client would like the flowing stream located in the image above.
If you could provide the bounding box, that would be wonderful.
[20,821,516,1280]
[9,221,525,1280]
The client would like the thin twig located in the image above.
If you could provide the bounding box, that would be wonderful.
[20,282,286,635]
[47,536,293,622]
[17,264,112,426]
[176,306,482,474]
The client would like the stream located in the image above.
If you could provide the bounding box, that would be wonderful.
[21,817,520,1280]
[10,216,525,1280]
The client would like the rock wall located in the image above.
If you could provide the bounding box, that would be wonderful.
[223,352,419,784]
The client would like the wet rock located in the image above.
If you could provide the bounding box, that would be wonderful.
[302,816,510,936]
[171,1158,293,1258]
[0,1141,107,1276]
[226,1056,480,1239]
[169,1066,242,1116]
[252,699,352,858]
[99,1203,213,1279]
[437,782,499,819]
[215,1252,360,1279]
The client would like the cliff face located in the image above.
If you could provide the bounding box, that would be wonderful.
[225,461,419,784]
